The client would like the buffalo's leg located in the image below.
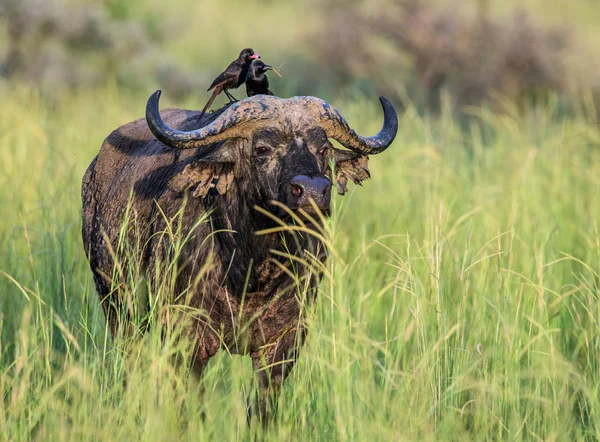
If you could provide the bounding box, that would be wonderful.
[102,300,122,339]
[248,327,303,423]
[92,271,125,339]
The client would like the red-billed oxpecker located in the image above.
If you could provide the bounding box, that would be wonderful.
[200,48,260,117]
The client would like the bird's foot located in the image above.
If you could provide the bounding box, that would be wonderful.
[225,91,238,102]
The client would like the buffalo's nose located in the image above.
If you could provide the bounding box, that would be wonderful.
[288,175,331,211]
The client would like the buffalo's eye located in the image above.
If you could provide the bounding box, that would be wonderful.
[318,146,328,156]
[255,144,273,156]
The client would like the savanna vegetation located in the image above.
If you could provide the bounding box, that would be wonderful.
[1,0,600,440]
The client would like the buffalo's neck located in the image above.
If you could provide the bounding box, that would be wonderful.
[208,188,324,297]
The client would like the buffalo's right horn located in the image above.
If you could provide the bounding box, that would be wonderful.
[315,97,398,155]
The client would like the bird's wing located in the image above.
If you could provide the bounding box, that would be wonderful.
[207,72,228,91]
[207,58,241,91]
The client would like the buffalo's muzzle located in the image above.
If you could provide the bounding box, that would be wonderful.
[287,175,331,213]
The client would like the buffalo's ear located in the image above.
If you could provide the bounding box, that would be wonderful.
[326,149,370,195]
[168,162,234,198]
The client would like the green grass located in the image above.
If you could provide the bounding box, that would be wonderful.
[1,83,600,441]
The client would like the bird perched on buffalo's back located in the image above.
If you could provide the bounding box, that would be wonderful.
[200,48,260,117]
[245,59,282,97]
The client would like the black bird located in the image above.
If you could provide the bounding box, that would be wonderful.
[245,59,282,97]
[200,48,260,117]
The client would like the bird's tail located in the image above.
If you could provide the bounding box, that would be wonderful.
[199,87,222,120]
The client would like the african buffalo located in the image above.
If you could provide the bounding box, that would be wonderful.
[81,90,397,419]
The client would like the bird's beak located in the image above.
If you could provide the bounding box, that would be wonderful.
[265,66,283,78]
[250,53,260,59]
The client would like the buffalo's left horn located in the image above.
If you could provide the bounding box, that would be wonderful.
[316,97,398,155]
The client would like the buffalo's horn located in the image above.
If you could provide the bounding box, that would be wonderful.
[145,90,269,150]
[315,97,398,155]
[146,91,398,154]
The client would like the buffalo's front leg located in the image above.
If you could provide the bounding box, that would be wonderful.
[248,326,304,423]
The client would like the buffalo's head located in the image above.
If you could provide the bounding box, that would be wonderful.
[146,91,397,219]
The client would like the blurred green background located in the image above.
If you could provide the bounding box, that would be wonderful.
[2,1,600,441]
[3,0,600,110]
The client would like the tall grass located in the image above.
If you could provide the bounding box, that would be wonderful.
[1,84,600,440]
